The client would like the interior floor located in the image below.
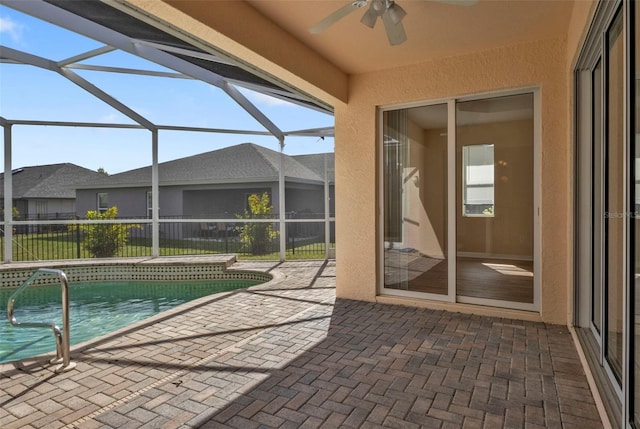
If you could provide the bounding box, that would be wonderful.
[385,249,533,303]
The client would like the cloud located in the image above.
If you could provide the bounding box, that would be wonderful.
[0,15,25,44]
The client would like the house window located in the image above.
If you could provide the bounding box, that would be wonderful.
[462,144,494,216]
[97,193,109,213]
[147,191,152,218]
[35,200,48,219]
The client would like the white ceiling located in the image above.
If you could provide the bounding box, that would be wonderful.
[247,0,575,75]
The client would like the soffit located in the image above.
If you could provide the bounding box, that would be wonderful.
[247,0,575,75]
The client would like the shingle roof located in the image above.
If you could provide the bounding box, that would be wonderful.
[79,143,333,188]
[292,153,335,183]
[0,163,106,199]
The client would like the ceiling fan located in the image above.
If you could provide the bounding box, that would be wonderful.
[309,0,477,46]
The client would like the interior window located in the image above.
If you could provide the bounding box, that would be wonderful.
[462,144,495,216]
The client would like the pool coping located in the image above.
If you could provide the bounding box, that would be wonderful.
[0,255,277,288]
[0,256,284,371]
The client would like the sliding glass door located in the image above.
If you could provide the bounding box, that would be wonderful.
[382,103,449,297]
[605,9,625,384]
[573,1,640,426]
[456,94,534,306]
[380,92,537,311]
[634,2,640,426]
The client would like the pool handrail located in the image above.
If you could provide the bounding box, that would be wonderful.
[7,268,76,372]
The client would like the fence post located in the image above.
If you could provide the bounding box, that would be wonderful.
[75,218,81,259]
[290,212,295,255]
[224,222,228,254]
[290,233,295,255]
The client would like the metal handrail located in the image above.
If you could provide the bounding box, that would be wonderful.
[7,268,76,372]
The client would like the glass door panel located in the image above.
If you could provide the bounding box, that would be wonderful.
[455,94,534,304]
[634,1,640,425]
[593,60,604,335]
[383,104,448,295]
[605,9,624,383]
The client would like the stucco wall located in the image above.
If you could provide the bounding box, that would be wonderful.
[335,37,569,323]
[75,188,148,217]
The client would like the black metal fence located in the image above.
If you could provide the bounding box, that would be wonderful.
[0,217,335,262]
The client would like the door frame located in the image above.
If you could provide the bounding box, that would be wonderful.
[377,87,541,313]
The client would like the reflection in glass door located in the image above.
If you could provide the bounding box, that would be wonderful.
[455,94,534,305]
[593,61,603,336]
[383,104,448,296]
[634,2,639,425]
[589,61,604,335]
[605,9,624,383]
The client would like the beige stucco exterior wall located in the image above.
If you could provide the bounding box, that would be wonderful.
[335,38,569,324]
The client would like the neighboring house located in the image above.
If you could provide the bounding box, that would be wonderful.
[75,143,334,237]
[0,163,106,222]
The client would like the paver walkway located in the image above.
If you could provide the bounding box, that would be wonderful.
[1,260,603,428]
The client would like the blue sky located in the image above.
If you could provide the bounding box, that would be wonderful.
[0,5,334,174]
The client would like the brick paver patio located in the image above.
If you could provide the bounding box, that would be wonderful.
[0,260,603,428]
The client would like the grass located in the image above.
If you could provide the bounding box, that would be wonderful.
[2,232,332,262]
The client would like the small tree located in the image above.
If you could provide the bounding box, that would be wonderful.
[236,193,279,255]
[1,206,20,221]
[72,206,137,258]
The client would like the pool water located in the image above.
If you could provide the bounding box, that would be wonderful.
[0,279,259,364]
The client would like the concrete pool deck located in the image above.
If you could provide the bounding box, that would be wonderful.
[0,260,603,428]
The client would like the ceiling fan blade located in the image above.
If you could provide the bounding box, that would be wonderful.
[382,13,406,46]
[361,7,378,28]
[309,1,367,34]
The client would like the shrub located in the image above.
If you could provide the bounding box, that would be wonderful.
[72,206,139,258]
[236,193,278,255]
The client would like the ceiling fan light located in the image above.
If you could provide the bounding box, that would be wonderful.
[387,3,406,24]
[361,8,378,28]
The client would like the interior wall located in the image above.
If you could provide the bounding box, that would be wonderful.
[456,119,533,258]
[423,129,448,258]
[403,123,448,259]
[404,119,426,253]
[335,37,569,323]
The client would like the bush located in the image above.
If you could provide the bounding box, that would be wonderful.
[72,206,139,258]
[236,193,278,255]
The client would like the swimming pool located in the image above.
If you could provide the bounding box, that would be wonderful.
[0,278,260,364]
